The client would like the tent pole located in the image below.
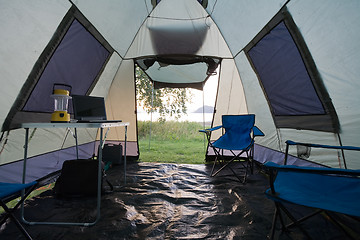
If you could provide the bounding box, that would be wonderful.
[202,83,206,153]
[149,83,154,150]
[337,133,347,169]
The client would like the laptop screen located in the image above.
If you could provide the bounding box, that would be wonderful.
[72,95,107,121]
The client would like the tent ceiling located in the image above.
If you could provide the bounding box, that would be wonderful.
[72,0,150,57]
[147,18,209,55]
[70,0,286,89]
[136,56,220,89]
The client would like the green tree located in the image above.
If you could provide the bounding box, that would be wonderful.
[136,66,193,121]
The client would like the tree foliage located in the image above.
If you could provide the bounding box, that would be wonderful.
[135,66,193,121]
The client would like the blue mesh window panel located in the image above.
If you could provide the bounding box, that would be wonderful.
[248,21,325,116]
[23,19,110,113]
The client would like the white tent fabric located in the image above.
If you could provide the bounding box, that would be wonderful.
[1,0,360,183]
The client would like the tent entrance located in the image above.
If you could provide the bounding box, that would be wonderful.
[135,63,218,164]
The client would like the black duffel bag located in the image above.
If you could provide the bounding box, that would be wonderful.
[54,159,113,198]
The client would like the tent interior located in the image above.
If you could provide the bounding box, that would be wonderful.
[1,0,360,239]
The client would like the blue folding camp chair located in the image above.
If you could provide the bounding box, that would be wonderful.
[0,181,38,240]
[200,114,264,183]
[265,140,360,240]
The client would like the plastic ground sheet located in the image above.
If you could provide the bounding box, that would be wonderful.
[1,162,358,239]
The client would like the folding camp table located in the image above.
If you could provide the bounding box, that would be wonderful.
[20,122,128,226]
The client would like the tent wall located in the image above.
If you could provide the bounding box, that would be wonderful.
[0,2,133,183]
[288,0,360,168]
[0,1,70,128]
[102,59,139,158]
[246,1,360,169]
[0,141,95,184]
[0,1,70,170]
[210,0,360,169]
[211,58,248,141]
[246,16,338,133]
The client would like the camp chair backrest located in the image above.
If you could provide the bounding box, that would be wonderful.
[220,114,255,149]
[265,162,360,217]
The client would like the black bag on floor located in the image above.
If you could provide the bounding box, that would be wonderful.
[54,159,113,198]
[103,143,123,165]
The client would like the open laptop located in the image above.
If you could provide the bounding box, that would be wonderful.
[72,95,121,123]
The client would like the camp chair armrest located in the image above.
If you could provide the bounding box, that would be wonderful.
[253,126,264,137]
[199,125,222,133]
[286,140,360,151]
[264,162,360,177]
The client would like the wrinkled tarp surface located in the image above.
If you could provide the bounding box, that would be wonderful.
[1,162,359,239]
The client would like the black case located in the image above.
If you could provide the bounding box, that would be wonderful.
[102,143,123,165]
[55,159,104,198]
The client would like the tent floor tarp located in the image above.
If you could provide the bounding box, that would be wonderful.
[1,162,359,239]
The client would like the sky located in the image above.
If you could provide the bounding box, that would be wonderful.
[137,74,219,122]
[187,74,218,113]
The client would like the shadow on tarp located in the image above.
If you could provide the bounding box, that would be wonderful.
[1,162,359,240]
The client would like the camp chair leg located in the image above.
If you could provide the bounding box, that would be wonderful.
[285,209,322,229]
[0,201,33,240]
[209,152,221,177]
[211,157,236,177]
[206,126,256,183]
[0,207,11,226]
[269,203,293,240]
[212,158,249,183]
[277,203,313,239]
[249,150,256,175]
[270,201,314,239]
[275,203,288,230]
[228,163,247,183]
[0,183,37,240]
[209,146,230,176]
[323,211,359,240]
[249,147,254,174]
[269,207,279,240]
[210,151,251,183]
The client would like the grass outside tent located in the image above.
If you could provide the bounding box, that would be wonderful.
[137,121,209,164]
